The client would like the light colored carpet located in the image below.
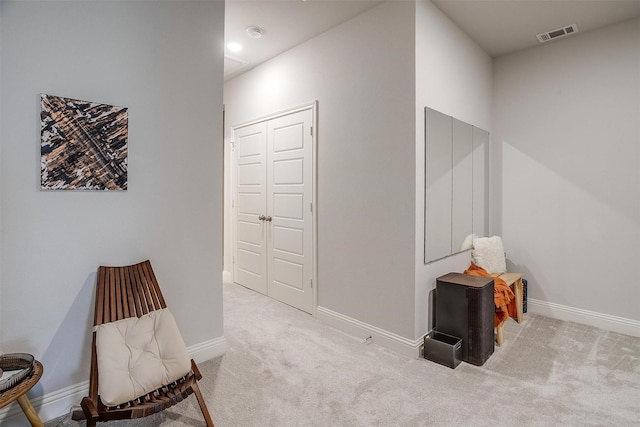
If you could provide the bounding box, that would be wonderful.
[47,281,640,426]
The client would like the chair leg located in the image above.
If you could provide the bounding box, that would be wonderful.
[79,397,99,426]
[192,381,214,427]
[495,325,504,346]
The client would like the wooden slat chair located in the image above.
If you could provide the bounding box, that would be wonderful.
[73,260,214,426]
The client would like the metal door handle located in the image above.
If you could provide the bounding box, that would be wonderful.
[265,216,272,222]
[258,215,266,221]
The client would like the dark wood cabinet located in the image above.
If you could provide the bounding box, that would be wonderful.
[436,273,494,366]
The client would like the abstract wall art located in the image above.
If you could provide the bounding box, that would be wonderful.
[40,94,128,190]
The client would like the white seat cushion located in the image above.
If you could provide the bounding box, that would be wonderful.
[94,308,191,407]
[471,235,507,275]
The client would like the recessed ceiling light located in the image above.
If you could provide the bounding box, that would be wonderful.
[227,42,243,53]
[246,26,264,39]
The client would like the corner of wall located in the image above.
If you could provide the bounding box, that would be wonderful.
[414,0,492,341]
[0,1,4,355]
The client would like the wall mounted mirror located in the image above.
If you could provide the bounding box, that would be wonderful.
[425,107,489,263]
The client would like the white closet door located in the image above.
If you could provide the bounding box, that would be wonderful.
[234,121,267,294]
[266,109,313,313]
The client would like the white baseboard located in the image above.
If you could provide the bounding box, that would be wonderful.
[0,336,227,425]
[316,306,423,359]
[317,300,640,359]
[188,335,227,364]
[223,270,232,283]
[528,298,640,338]
[0,380,89,426]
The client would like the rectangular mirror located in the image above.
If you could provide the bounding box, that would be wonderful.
[425,107,489,263]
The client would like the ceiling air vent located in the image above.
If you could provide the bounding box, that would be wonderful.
[536,24,579,43]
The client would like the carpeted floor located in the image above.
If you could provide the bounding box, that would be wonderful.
[48,281,640,426]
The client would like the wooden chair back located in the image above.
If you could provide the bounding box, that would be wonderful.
[94,260,166,325]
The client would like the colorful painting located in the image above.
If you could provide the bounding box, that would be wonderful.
[40,94,128,190]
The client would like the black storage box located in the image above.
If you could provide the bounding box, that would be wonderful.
[424,331,462,369]
[436,273,494,366]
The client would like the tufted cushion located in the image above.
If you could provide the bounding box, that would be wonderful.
[471,235,507,274]
[94,308,191,407]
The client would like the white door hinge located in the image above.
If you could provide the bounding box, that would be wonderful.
[310,126,313,136]
[310,202,313,212]
[310,278,313,288]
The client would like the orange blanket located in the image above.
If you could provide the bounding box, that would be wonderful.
[464,264,515,328]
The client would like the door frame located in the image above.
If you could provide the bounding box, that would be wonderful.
[229,101,318,314]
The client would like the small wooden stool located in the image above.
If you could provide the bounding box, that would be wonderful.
[0,360,44,427]
[495,272,524,346]
[500,272,524,323]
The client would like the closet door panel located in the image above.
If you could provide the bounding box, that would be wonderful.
[273,193,304,220]
[273,258,304,291]
[266,109,313,313]
[234,122,268,294]
[273,158,304,185]
[272,226,304,255]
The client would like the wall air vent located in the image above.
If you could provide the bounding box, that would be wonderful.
[536,24,579,43]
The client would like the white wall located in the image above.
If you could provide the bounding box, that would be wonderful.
[0,2,3,354]
[0,0,225,421]
[224,1,417,339]
[493,18,640,333]
[414,0,493,340]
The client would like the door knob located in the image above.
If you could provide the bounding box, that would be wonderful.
[258,215,266,221]
[265,216,272,222]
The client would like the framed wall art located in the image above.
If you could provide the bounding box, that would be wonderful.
[40,94,128,190]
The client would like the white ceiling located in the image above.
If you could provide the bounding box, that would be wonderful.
[432,0,640,57]
[224,0,640,79]
[224,0,383,80]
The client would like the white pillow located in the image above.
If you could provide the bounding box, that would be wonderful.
[95,308,191,407]
[460,233,479,251]
[471,235,507,274]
